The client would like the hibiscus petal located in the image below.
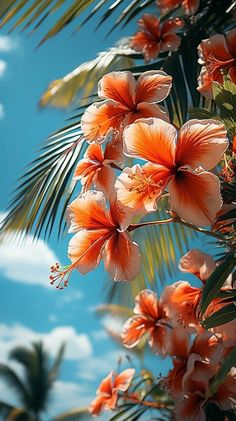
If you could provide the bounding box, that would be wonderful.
[123,117,176,168]
[114,368,135,391]
[182,0,200,14]
[85,143,104,161]
[98,71,136,109]
[161,17,184,34]
[134,289,159,319]
[115,163,165,216]
[103,232,141,282]
[68,229,108,274]
[176,119,228,170]
[122,315,153,347]
[81,100,127,143]
[197,66,214,99]
[161,281,201,326]
[161,33,181,52]
[179,249,216,281]
[226,27,236,57]
[131,32,160,61]
[95,165,116,197]
[135,71,172,103]
[149,324,172,356]
[169,169,222,226]
[89,395,106,415]
[126,102,170,125]
[98,371,113,395]
[199,35,233,62]
[67,190,114,232]
[156,0,181,14]
[174,392,206,421]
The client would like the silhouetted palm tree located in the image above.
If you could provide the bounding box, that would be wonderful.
[0,341,91,421]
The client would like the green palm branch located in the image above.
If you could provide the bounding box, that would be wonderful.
[0,341,92,421]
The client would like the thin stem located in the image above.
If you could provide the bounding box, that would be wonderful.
[123,395,172,410]
[175,218,225,241]
[128,218,174,232]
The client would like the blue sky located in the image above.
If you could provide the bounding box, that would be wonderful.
[0,4,216,420]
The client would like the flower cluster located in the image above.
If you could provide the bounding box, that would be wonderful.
[49,69,229,287]
[90,250,236,418]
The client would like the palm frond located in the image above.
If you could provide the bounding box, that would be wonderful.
[40,39,135,109]
[49,343,65,381]
[6,409,35,421]
[51,407,92,421]
[0,0,155,44]
[0,365,30,407]
[1,124,86,239]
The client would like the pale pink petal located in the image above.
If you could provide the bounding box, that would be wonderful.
[103,231,141,281]
[123,117,176,168]
[135,70,172,103]
[176,119,228,170]
[68,229,109,274]
[169,169,222,226]
[115,163,165,216]
[98,71,136,108]
[179,249,216,281]
[114,368,135,391]
[197,66,214,99]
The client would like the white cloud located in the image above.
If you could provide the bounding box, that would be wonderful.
[0,212,60,288]
[0,60,7,77]
[50,380,92,417]
[0,36,17,52]
[0,323,92,363]
[0,103,4,119]
[77,350,132,382]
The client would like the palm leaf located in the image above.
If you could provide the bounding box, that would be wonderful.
[0,365,30,407]
[40,39,135,109]
[1,123,86,239]
[49,343,65,381]
[0,0,155,44]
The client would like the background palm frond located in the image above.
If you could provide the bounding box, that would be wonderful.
[0,0,156,45]
[51,407,92,421]
[40,39,135,109]
[1,124,86,239]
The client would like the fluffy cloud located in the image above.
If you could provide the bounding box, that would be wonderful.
[0,213,60,288]
[0,36,17,52]
[0,323,92,363]
[77,350,131,382]
[0,60,7,77]
[49,380,92,417]
[0,103,4,119]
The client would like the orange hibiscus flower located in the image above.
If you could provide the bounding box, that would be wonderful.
[74,137,123,197]
[162,249,216,327]
[166,330,223,401]
[198,28,236,98]
[89,369,135,415]
[81,70,172,142]
[49,191,141,287]
[116,118,228,226]
[122,289,172,356]
[156,0,200,15]
[131,14,184,62]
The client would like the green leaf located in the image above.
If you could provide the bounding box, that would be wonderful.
[209,348,236,396]
[202,302,236,329]
[40,40,134,109]
[201,253,236,314]
[1,125,85,239]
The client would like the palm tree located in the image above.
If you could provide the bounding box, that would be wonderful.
[0,341,91,421]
